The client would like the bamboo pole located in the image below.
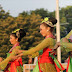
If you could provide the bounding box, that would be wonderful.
[56,0,61,63]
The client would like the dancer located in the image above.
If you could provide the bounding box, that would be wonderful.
[0,29,26,72]
[16,17,65,72]
[53,30,72,72]
[53,30,72,50]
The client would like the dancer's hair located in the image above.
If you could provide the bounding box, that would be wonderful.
[11,29,26,42]
[41,17,57,32]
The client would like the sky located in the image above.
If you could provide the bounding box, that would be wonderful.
[0,0,72,17]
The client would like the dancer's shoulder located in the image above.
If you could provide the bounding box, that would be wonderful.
[15,46,21,50]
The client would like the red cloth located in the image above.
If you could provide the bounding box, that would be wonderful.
[66,57,70,72]
[4,43,22,72]
[38,34,64,72]
[54,60,65,72]
[38,34,55,72]
[4,58,22,72]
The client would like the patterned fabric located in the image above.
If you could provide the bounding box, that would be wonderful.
[0,43,23,72]
[4,43,23,72]
[4,53,23,72]
[40,63,56,72]
[49,52,65,72]
[23,37,56,56]
[61,33,72,52]
[22,34,64,72]
[22,34,56,72]
[38,34,56,72]
[60,42,72,52]
[33,34,64,72]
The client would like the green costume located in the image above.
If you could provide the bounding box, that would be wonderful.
[22,35,57,72]
[61,30,72,52]
[22,38,56,55]
[60,30,72,72]
[0,46,22,72]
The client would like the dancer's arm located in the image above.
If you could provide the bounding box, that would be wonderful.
[31,52,39,58]
[0,46,21,70]
[18,38,56,56]
[50,30,72,52]
[60,42,72,52]
[53,41,72,52]
[30,49,43,58]
[65,30,72,39]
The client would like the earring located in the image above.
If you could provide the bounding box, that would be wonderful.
[47,30,49,32]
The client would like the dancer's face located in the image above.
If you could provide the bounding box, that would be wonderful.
[10,35,18,45]
[40,24,50,37]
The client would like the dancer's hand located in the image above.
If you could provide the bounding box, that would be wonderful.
[49,42,61,55]
[16,53,23,58]
[50,42,60,50]
[10,56,19,61]
[53,42,61,49]
[15,49,26,54]
[48,50,57,55]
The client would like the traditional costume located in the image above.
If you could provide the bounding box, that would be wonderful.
[60,30,72,72]
[0,29,23,72]
[21,17,65,72]
[0,43,23,72]
[22,33,64,72]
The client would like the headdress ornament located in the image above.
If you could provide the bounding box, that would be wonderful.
[12,29,20,38]
[41,17,54,27]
